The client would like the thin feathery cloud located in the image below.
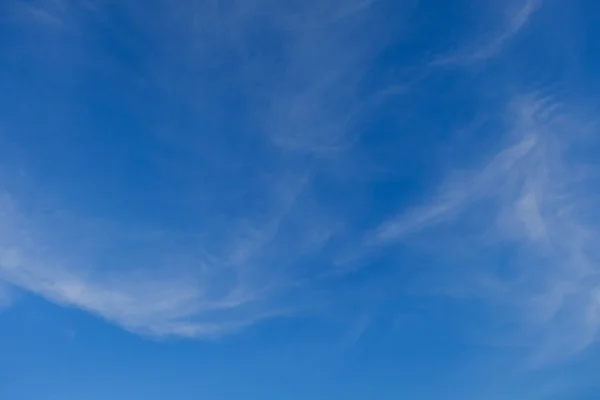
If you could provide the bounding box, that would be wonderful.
[368,91,600,364]
[430,0,543,67]
[11,0,85,27]
[259,0,403,155]
[0,175,335,337]
[125,0,409,156]
[121,0,402,157]
[371,133,539,243]
[0,0,384,337]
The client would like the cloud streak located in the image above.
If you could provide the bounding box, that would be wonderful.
[430,0,543,66]
[2,1,597,377]
[0,0,396,336]
[0,172,336,337]
[368,92,600,364]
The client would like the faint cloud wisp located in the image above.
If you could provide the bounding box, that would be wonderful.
[368,91,600,365]
[430,0,543,67]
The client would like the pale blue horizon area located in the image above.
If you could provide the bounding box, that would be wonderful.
[2,0,600,399]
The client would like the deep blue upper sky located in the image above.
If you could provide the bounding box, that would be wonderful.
[2,0,600,399]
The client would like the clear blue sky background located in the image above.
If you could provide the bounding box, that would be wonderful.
[2,0,600,399]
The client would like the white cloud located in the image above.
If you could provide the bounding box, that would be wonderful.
[11,0,95,28]
[255,0,405,156]
[515,189,548,241]
[368,92,600,364]
[0,0,384,337]
[0,177,337,337]
[3,1,595,371]
[370,132,540,244]
[430,0,543,66]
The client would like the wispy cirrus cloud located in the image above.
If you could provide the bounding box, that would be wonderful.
[0,167,339,337]
[2,1,597,375]
[368,91,600,364]
[260,2,390,155]
[0,0,399,337]
[430,0,543,66]
[7,0,98,28]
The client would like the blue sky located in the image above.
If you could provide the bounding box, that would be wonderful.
[1,0,600,398]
